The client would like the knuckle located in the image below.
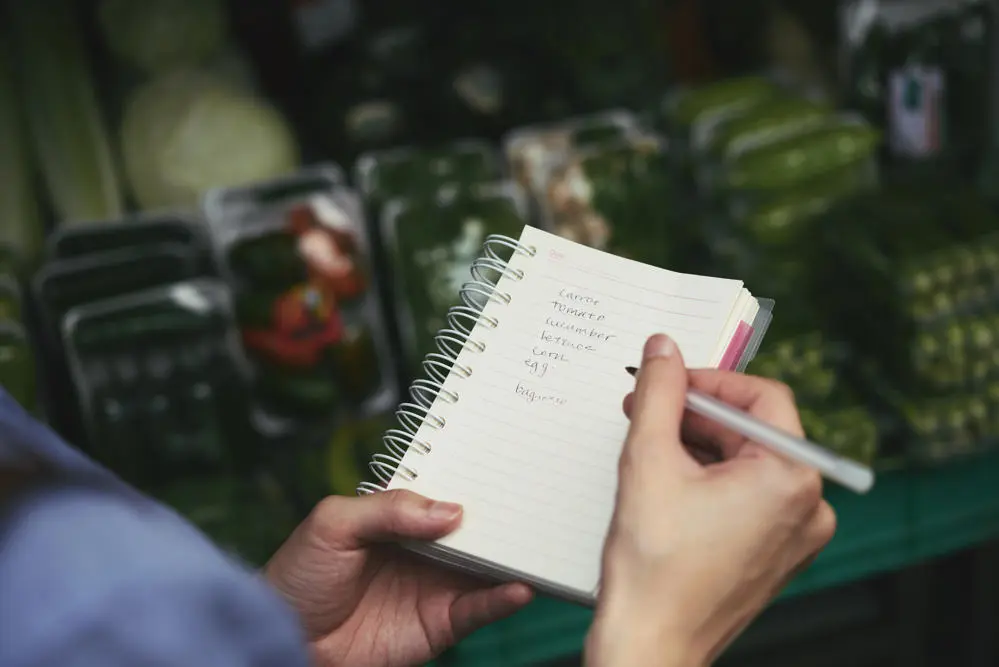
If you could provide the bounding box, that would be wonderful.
[813,502,838,546]
[309,495,350,541]
[313,494,346,523]
[766,379,797,406]
[383,488,421,520]
[774,465,823,509]
[795,469,824,506]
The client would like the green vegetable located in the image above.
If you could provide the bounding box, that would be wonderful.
[120,70,299,210]
[392,191,525,367]
[0,276,23,323]
[669,76,777,127]
[228,233,307,291]
[800,407,878,465]
[7,0,125,225]
[726,121,882,191]
[256,364,341,415]
[903,388,999,463]
[0,40,44,274]
[749,333,838,403]
[0,322,36,413]
[362,144,500,204]
[742,162,874,246]
[710,97,831,159]
[98,0,226,74]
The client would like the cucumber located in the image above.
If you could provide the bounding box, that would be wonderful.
[668,76,776,127]
[726,122,882,191]
[742,162,873,246]
[710,98,831,159]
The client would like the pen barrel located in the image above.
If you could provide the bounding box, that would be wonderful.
[684,390,874,494]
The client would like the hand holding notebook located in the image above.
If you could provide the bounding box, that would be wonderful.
[359,225,867,605]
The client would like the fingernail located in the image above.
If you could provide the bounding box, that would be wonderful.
[643,334,675,361]
[427,501,462,521]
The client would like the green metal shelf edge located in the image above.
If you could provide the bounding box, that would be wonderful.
[441,449,999,667]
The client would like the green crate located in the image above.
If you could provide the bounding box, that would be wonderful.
[909,453,999,559]
[444,451,999,667]
[783,470,910,597]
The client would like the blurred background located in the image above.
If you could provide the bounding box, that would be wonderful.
[1,0,998,664]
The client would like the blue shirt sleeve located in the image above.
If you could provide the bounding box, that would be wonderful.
[0,389,311,667]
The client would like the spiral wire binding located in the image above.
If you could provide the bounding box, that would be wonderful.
[357,235,537,495]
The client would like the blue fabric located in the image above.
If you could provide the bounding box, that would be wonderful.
[0,389,310,667]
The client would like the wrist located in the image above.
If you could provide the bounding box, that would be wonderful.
[585,609,705,667]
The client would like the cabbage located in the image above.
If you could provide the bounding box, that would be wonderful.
[98,0,226,74]
[120,70,299,210]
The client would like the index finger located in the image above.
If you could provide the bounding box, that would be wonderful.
[683,369,804,458]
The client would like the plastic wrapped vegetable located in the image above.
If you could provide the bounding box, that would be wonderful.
[724,118,882,192]
[739,162,878,247]
[542,136,674,266]
[841,0,991,176]
[355,141,501,206]
[385,184,527,368]
[98,0,227,74]
[706,96,831,162]
[664,76,778,130]
[504,110,640,195]
[120,70,299,210]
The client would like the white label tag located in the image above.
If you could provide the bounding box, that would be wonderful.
[291,0,357,51]
[888,65,945,157]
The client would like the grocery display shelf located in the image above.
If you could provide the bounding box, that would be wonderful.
[438,449,999,667]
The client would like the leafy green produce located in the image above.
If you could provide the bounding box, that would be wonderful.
[98,0,226,74]
[359,143,500,205]
[390,189,525,368]
[7,0,125,225]
[120,70,299,210]
[749,333,839,405]
[543,137,675,267]
[800,406,879,466]
[506,112,638,194]
[815,186,999,394]
[902,389,999,463]
[0,39,44,274]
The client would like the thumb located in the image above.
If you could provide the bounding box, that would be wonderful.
[313,490,463,549]
[624,334,689,462]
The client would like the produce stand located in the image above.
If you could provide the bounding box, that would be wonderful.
[439,448,999,667]
[5,2,999,666]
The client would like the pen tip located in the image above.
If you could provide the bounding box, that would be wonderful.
[625,366,638,376]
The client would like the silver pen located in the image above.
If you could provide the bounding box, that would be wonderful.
[625,367,875,494]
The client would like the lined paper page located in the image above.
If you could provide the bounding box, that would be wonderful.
[387,226,746,598]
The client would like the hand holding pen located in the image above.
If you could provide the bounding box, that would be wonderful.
[591,333,840,666]
[624,341,874,494]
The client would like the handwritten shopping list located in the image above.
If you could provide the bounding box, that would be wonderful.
[383,225,748,597]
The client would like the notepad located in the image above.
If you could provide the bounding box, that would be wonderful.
[359,225,773,605]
